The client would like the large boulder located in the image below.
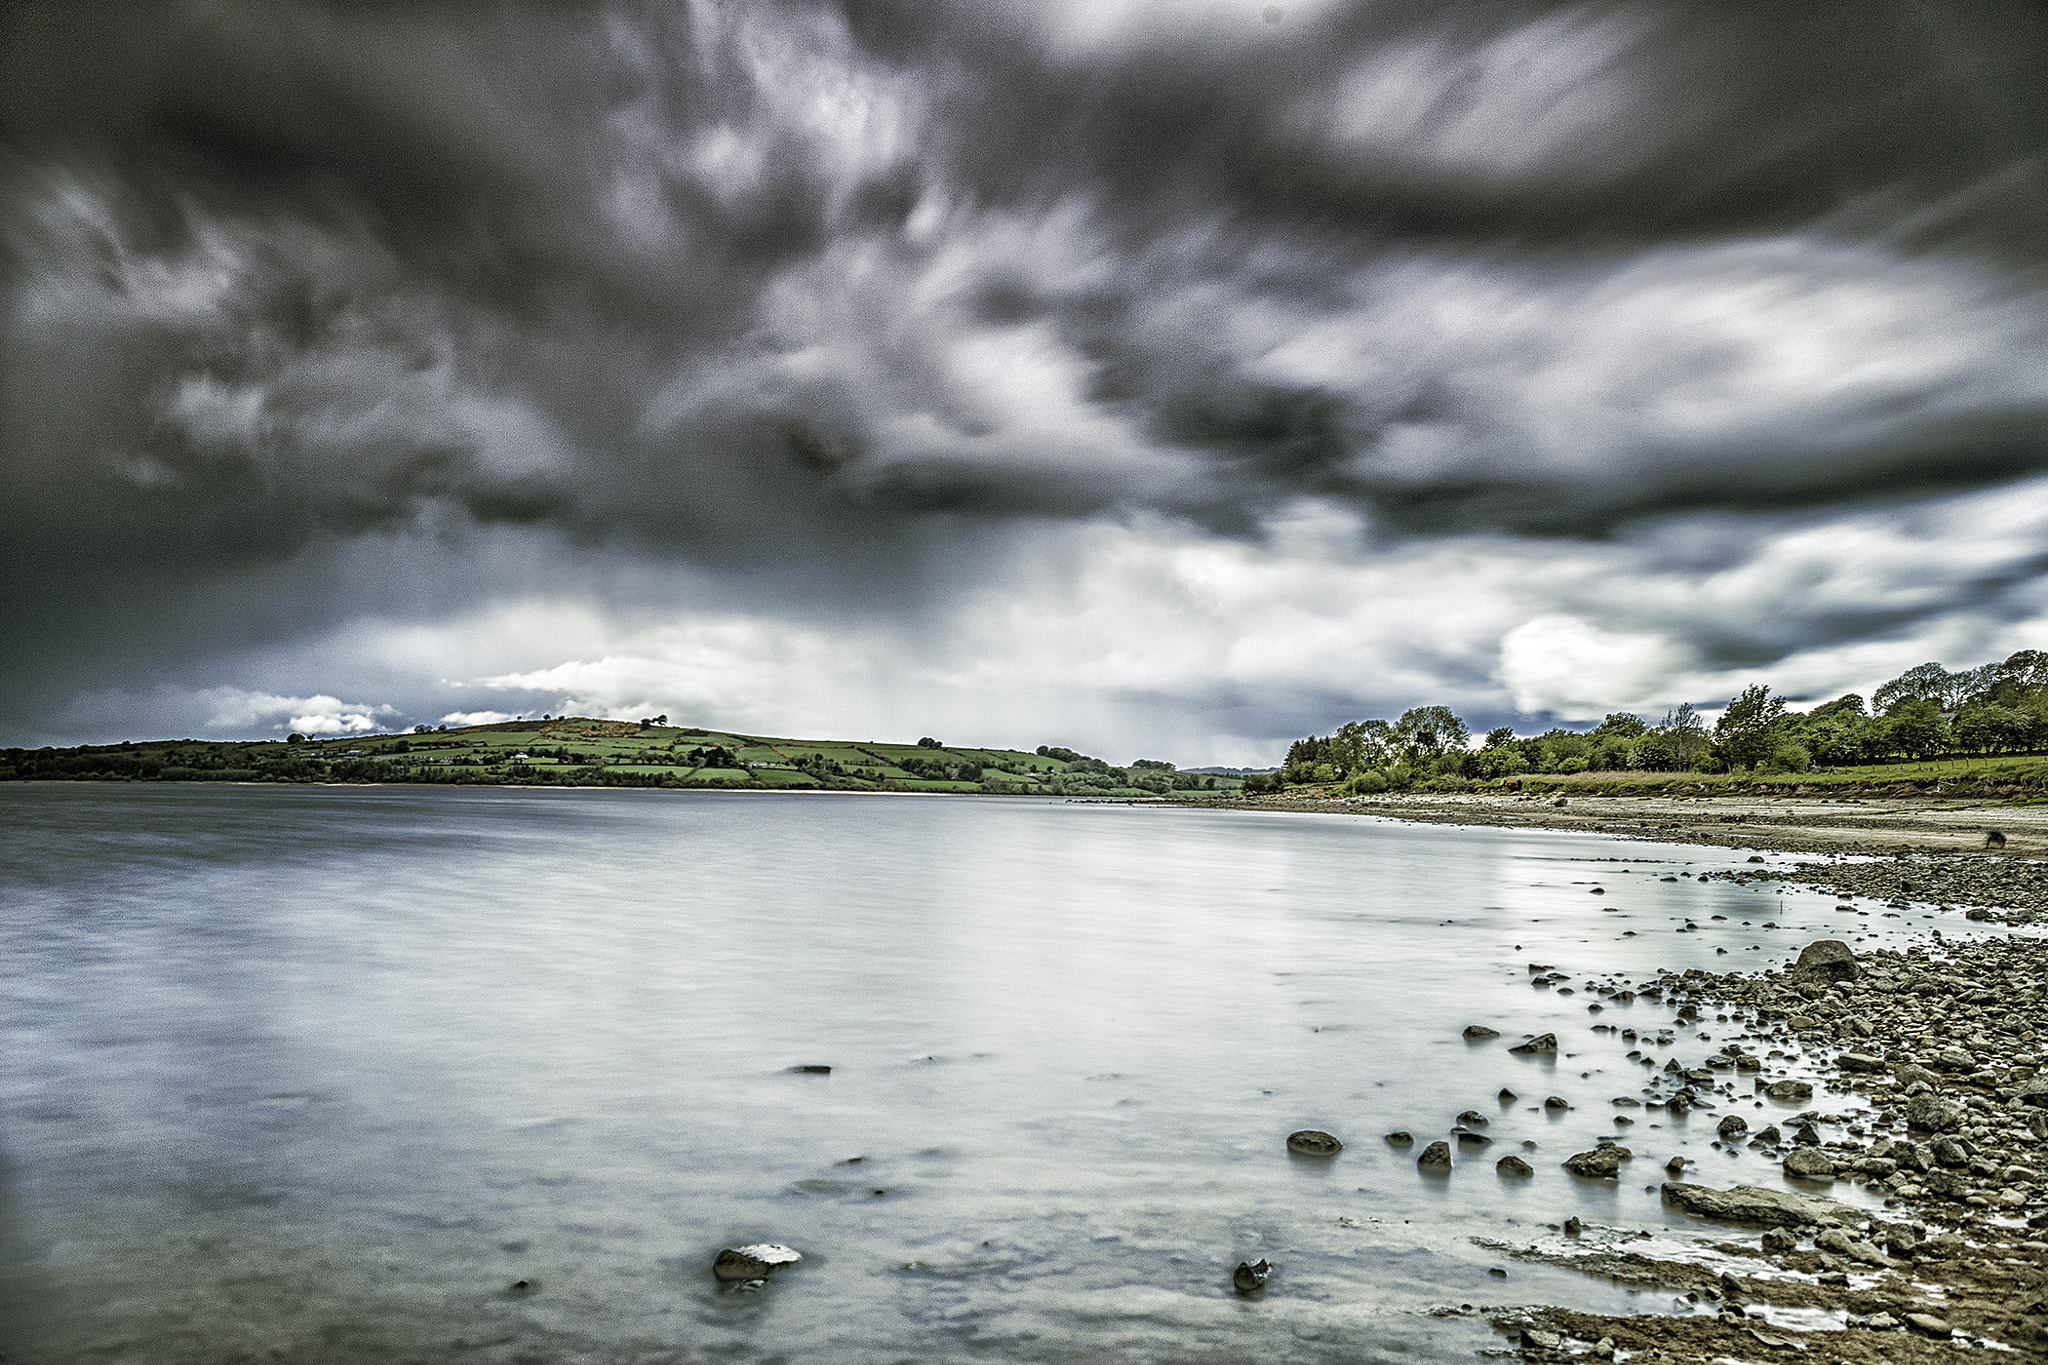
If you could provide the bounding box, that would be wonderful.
[1661,1183,1853,1226]
[1791,940,1858,984]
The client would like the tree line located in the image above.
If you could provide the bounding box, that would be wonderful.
[1252,649,2048,794]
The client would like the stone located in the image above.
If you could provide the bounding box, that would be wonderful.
[1563,1146,1631,1178]
[1384,1130,1414,1146]
[1666,1156,1686,1173]
[713,1244,802,1282]
[1986,829,2006,849]
[1287,1130,1343,1156]
[1660,1182,1854,1227]
[1417,1141,1452,1170]
[2017,1076,2048,1108]
[1455,1131,1492,1149]
[1521,1328,1563,1349]
[1760,1228,1796,1253]
[1498,1088,1518,1103]
[1462,1024,1500,1040]
[1784,1147,1835,1180]
[1456,1110,1488,1125]
[1496,1154,1534,1177]
[787,1064,833,1074]
[1766,1080,1813,1101]
[1791,939,1858,984]
[1544,1095,1570,1110]
[1903,1312,1953,1338]
[1837,1052,1885,1073]
[1232,1258,1270,1294]
[1509,1033,1558,1055]
[1718,1115,1749,1141]
[1904,1094,1963,1132]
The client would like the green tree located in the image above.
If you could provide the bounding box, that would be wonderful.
[1393,706,1468,762]
[1882,698,1949,760]
[1593,712,1646,740]
[1714,685,1786,771]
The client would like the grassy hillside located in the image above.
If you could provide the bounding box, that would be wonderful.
[0,719,1241,798]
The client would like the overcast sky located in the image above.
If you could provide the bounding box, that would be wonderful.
[5,1,2047,763]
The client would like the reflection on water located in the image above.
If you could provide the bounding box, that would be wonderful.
[0,786,1991,1362]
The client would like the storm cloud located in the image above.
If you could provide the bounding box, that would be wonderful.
[5,1,2047,756]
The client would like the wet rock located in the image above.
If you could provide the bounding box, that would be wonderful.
[2017,1076,2048,1108]
[1766,1079,1813,1101]
[1286,1130,1343,1156]
[1717,1115,1748,1141]
[1417,1140,1453,1170]
[1456,1110,1487,1126]
[1462,1024,1500,1040]
[1496,1155,1533,1177]
[1660,1182,1853,1226]
[1544,1095,1570,1110]
[713,1244,802,1282]
[1563,1216,1582,1236]
[1904,1312,1953,1338]
[1750,1125,1781,1147]
[1783,1147,1835,1180]
[1232,1258,1270,1294]
[1509,1033,1558,1055]
[1384,1131,1414,1146]
[787,1064,833,1074]
[1563,1146,1631,1178]
[1498,1088,1518,1103]
[1986,829,2007,849]
[1837,1051,1885,1073]
[1791,939,1858,984]
[1455,1131,1492,1149]
[1904,1094,1963,1132]
[1522,1327,1563,1349]
[1761,1227,1796,1253]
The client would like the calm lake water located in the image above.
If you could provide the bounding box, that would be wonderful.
[0,785,1989,1363]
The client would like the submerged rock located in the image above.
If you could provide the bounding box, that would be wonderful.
[1462,1024,1500,1040]
[1660,1182,1851,1227]
[1510,1033,1558,1055]
[1232,1258,1270,1294]
[1287,1129,1343,1156]
[1417,1140,1453,1170]
[713,1244,803,1282]
[1383,1130,1414,1146]
[1496,1154,1533,1177]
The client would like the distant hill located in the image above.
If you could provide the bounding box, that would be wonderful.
[0,718,1243,797]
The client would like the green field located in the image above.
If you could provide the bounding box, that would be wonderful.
[0,719,1242,798]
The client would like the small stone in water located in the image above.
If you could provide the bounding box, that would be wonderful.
[1232,1258,1270,1294]
[713,1244,803,1282]
[1287,1129,1342,1156]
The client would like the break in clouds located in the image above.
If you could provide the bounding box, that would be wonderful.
[5,1,2048,759]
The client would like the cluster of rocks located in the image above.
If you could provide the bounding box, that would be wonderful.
[1507,933,2048,1361]
[1703,850,2048,924]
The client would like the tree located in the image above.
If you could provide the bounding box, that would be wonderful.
[1332,719,1396,773]
[1874,662,1960,713]
[1810,694,1865,718]
[918,736,944,749]
[1393,706,1468,762]
[1483,726,1516,749]
[1661,702,1711,769]
[1882,698,1948,760]
[1593,712,1647,740]
[1714,685,1786,770]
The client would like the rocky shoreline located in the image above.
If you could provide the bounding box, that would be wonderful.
[1490,931,2047,1361]
[1191,792,2048,1359]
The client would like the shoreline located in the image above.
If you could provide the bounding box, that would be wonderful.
[1187,791,2048,1358]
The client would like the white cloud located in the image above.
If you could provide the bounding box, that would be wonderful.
[438,710,520,727]
[196,688,394,735]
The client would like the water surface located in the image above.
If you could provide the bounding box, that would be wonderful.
[0,785,1982,1362]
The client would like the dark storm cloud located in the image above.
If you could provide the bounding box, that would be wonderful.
[4,0,2048,730]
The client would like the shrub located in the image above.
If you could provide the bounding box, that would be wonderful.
[1763,742,1812,774]
[1346,770,1389,795]
[1557,756,1589,774]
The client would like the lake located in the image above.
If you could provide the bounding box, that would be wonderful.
[0,785,1975,1362]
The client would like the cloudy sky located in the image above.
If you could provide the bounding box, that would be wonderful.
[5,1,2047,762]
